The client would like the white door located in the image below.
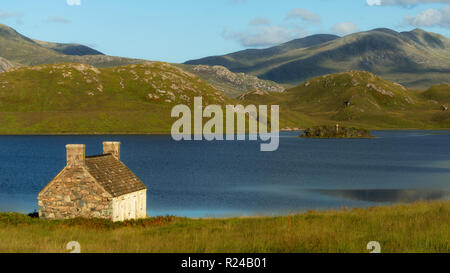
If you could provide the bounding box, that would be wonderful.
[119,200,124,222]
[130,195,136,219]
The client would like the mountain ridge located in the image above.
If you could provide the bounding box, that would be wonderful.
[33,39,104,56]
[0,24,287,97]
[185,28,450,89]
[0,24,143,71]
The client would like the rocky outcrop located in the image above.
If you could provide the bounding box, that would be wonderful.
[0,57,16,72]
[300,125,374,138]
[237,89,270,100]
[192,65,285,94]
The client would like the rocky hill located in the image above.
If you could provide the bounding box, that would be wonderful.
[239,71,449,129]
[0,57,16,72]
[179,64,285,97]
[0,62,230,134]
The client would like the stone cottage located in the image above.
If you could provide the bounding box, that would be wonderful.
[38,142,147,222]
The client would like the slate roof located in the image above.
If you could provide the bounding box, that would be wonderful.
[85,154,146,197]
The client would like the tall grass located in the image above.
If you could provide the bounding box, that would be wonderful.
[0,201,448,253]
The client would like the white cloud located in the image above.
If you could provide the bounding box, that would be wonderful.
[45,16,71,24]
[222,25,307,47]
[0,11,24,20]
[366,0,382,6]
[405,5,450,27]
[331,22,360,36]
[285,8,320,24]
[249,17,271,26]
[0,11,24,25]
[367,0,450,6]
[67,0,81,6]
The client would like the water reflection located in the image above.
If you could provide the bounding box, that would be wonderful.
[313,189,450,203]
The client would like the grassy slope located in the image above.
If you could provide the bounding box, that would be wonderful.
[1,66,449,133]
[421,84,450,103]
[240,71,450,129]
[0,201,448,253]
[0,62,231,134]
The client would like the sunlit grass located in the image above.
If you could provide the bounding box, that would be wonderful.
[0,201,448,253]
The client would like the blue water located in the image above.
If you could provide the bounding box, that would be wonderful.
[0,131,449,218]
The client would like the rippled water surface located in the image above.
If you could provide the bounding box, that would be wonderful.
[0,130,449,217]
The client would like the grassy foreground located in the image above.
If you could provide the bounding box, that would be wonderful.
[0,201,448,253]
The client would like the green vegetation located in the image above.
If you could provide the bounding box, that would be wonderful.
[1,23,449,134]
[421,84,450,103]
[0,201,448,253]
[0,62,231,134]
[1,66,449,134]
[240,71,450,130]
[186,28,450,90]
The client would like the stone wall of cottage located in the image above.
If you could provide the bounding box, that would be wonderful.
[38,166,113,220]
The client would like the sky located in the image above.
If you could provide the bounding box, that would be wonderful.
[0,0,449,63]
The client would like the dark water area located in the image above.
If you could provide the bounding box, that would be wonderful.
[0,130,449,217]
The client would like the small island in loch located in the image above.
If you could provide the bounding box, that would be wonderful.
[300,124,374,138]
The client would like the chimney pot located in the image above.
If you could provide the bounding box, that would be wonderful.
[103,141,120,159]
[66,144,86,167]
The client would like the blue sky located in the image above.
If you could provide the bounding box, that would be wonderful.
[0,0,449,63]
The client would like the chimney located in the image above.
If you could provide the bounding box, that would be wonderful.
[66,144,86,167]
[103,141,120,159]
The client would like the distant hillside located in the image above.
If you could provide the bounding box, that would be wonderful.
[33,39,104,56]
[0,24,286,98]
[239,71,449,129]
[0,62,230,134]
[421,84,450,104]
[420,84,450,120]
[0,24,143,71]
[177,64,285,98]
[185,28,450,89]
[185,34,339,70]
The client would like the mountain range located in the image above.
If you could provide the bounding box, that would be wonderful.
[0,24,449,133]
[0,24,285,97]
[185,28,450,90]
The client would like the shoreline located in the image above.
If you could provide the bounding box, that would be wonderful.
[3,199,449,221]
[0,128,450,136]
[0,200,448,253]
